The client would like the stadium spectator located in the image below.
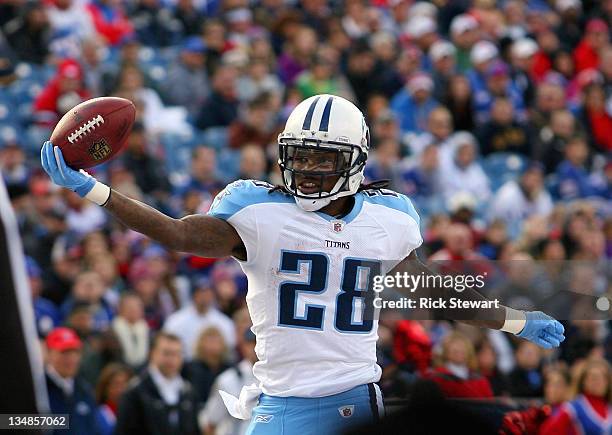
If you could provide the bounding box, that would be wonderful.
[390,72,439,135]
[33,59,92,126]
[277,26,317,86]
[574,19,610,73]
[60,270,114,332]
[45,327,101,435]
[199,328,258,435]
[162,37,209,117]
[228,93,279,149]
[172,0,204,37]
[478,97,530,156]
[46,0,95,59]
[540,358,612,434]
[475,338,510,396]
[120,122,171,202]
[542,366,571,412]
[580,83,612,152]
[444,74,475,132]
[115,332,200,435]
[396,143,442,199]
[129,0,178,47]
[29,255,60,336]
[86,0,133,47]
[429,40,456,103]
[449,14,479,73]
[508,341,544,398]
[196,65,239,130]
[111,293,150,369]
[488,163,553,237]
[95,363,132,435]
[555,135,597,201]
[183,326,230,405]
[439,132,491,203]
[163,276,236,361]
[424,332,494,399]
[364,138,400,185]
[3,0,50,64]
[409,106,454,158]
[430,223,484,261]
[237,144,268,181]
[533,109,579,174]
[173,146,223,200]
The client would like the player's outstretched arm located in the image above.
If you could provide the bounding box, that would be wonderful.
[40,141,245,259]
[390,252,565,349]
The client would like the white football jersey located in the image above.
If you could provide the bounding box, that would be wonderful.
[208,179,422,397]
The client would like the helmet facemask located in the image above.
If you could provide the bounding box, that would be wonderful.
[278,138,367,211]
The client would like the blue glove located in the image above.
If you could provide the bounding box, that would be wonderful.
[517,311,565,349]
[40,141,96,197]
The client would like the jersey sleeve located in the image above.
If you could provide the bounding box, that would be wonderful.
[395,193,423,258]
[207,180,268,265]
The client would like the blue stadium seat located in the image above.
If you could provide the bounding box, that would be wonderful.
[482,153,527,191]
[198,127,228,150]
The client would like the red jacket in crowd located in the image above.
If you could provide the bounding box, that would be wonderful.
[424,366,494,399]
[393,320,432,373]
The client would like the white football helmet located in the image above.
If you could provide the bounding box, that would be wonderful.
[277,94,370,211]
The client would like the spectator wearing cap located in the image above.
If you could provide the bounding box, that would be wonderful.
[429,40,456,103]
[439,132,491,204]
[115,332,200,435]
[488,163,553,239]
[196,65,239,131]
[199,328,258,435]
[112,293,150,369]
[510,38,538,107]
[28,256,60,336]
[574,19,610,74]
[466,40,499,97]
[4,0,50,64]
[162,37,210,118]
[163,276,236,361]
[390,72,439,135]
[404,15,438,69]
[478,97,530,156]
[33,58,92,126]
[45,327,102,435]
[85,0,133,46]
[473,60,526,126]
[449,14,480,73]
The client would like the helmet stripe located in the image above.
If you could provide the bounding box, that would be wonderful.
[301,96,321,130]
[318,96,334,132]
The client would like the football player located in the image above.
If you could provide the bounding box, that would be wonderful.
[41,94,565,434]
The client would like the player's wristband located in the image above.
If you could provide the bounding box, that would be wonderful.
[500,307,527,334]
[85,181,111,206]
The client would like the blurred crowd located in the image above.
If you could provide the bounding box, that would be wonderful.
[1,0,612,434]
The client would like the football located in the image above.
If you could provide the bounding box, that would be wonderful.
[50,97,136,169]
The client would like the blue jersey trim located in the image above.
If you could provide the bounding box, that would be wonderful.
[361,190,420,225]
[207,179,294,220]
